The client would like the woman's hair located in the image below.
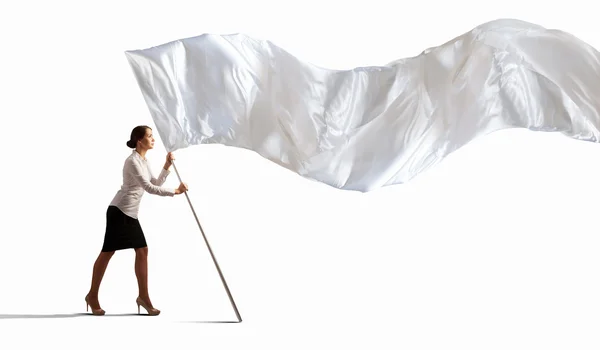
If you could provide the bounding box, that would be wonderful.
[126,125,151,149]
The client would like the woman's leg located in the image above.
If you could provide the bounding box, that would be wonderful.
[134,246,160,315]
[87,251,115,309]
[134,247,154,305]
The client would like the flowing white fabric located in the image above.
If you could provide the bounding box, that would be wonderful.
[124,19,600,192]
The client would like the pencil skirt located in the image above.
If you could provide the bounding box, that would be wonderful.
[101,205,147,252]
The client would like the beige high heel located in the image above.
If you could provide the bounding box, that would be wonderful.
[85,295,106,316]
[136,296,160,316]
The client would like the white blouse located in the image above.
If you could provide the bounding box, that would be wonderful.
[110,150,175,219]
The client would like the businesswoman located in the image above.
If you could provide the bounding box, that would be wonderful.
[85,125,188,316]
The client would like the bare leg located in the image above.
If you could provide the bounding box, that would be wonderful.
[87,251,115,309]
[134,247,153,306]
[134,246,160,315]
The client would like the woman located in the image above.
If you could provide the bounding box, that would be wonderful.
[85,125,188,316]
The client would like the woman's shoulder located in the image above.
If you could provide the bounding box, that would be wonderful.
[123,152,138,166]
[124,151,149,168]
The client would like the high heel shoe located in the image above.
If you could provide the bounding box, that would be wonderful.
[136,296,160,316]
[85,295,106,316]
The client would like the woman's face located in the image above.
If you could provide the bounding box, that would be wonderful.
[138,128,155,150]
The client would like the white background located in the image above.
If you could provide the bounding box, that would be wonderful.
[1,0,600,349]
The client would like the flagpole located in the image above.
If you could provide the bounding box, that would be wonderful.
[171,159,242,323]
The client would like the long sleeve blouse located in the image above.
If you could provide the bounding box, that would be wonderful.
[110,150,175,219]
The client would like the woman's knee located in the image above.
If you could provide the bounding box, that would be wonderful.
[100,251,115,259]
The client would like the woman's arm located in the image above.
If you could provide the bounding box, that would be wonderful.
[129,158,176,196]
[150,167,170,186]
[150,152,174,186]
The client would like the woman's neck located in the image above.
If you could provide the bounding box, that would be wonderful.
[136,148,147,160]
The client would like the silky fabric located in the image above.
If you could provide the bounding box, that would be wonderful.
[124,19,600,192]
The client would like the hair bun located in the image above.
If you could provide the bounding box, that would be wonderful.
[126,140,135,148]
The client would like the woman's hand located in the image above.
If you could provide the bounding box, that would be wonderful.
[164,152,175,170]
[174,182,188,195]
[166,152,175,165]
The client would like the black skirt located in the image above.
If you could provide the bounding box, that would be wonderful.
[101,205,147,252]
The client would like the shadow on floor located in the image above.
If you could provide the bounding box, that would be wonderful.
[0,314,243,322]
[0,313,142,319]
[176,320,242,323]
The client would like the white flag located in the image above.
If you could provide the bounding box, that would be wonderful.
[124,19,600,192]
